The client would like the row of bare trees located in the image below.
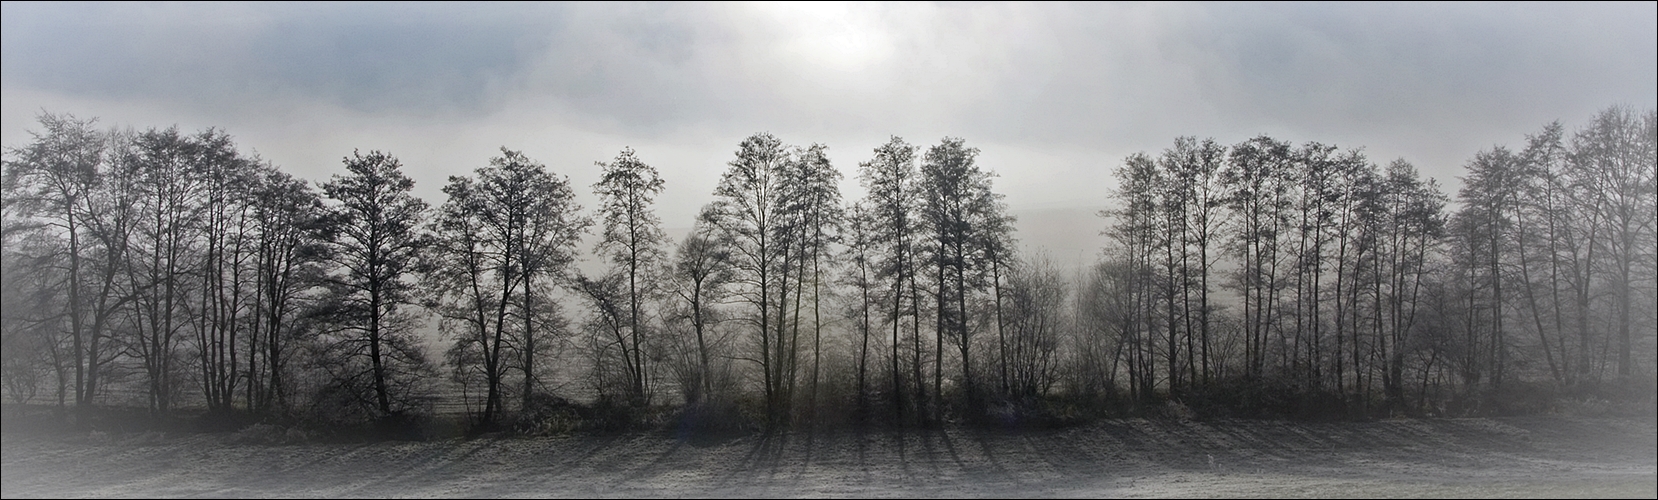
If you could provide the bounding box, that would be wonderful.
[3,106,1650,430]
[1096,106,1653,414]
[1101,135,1454,411]
[0,114,595,427]
[692,135,1021,426]
[1448,107,1656,397]
[2,116,355,421]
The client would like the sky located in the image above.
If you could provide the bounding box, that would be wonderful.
[3,1,1655,266]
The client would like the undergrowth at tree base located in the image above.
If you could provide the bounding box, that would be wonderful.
[3,379,1651,444]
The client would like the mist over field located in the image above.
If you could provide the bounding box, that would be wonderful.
[3,2,1655,498]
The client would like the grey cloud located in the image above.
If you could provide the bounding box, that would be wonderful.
[3,2,1653,175]
[3,1,1653,272]
[956,2,1656,147]
[1195,3,1656,132]
[520,3,729,134]
[1,2,557,116]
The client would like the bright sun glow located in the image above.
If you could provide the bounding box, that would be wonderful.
[751,2,896,74]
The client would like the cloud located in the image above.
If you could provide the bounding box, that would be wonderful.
[3,1,1654,213]
[1,2,553,117]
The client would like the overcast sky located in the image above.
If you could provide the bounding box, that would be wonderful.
[4,2,1654,262]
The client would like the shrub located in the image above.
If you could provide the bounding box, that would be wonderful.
[513,393,583,436]
[672,398,758,439]
[975,395,1094,430]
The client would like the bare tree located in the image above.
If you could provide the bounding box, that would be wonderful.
[1104,152,1161,402]
[1004,253,1067,398]
[1221,136,1293,382]
[667,222,733,405]
[430,148,586,426]
[591,147,667,407]
[780,143,843,423]
[857,136,924,423]
[1377,160,1446,410]
[1455,146,1526,389]
[2,152,65,407]
[245,167,324,414]
[123,126,205,415]
[702,132,795,426]
[2,113,131,423]
[919,137,1008,414]
[316,150,433,419]
[842,202,877,417]
[1566,106,1656,384]
[191,128,260,414]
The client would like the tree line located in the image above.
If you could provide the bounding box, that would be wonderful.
[1096,107,1654,416]
[1,106,1651,431]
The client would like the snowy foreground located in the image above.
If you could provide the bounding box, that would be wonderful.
[4,416,1653,498]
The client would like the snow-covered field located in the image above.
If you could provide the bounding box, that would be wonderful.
[4,415,1653,498]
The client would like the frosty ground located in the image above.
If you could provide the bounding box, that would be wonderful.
[3,415,1653,498]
